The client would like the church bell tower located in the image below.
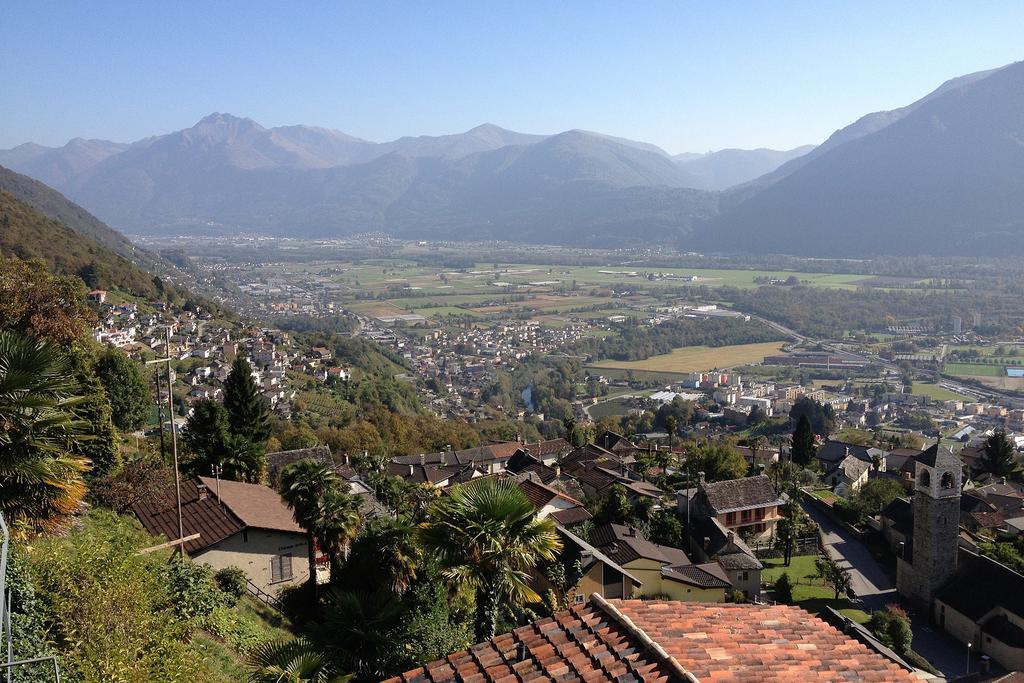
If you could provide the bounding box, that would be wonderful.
[896,444,962,608]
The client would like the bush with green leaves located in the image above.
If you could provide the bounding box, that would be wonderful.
[867,604,913,653]
[205,604,266,655]
[21,510,203,682]
[166,557,224,623]
[773,572,794,604]
[215,566,248,606]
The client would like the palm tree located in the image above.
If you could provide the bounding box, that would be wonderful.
[280,460,343,592]
[280,460,363,589]
[349,517,421,594]
[315,487,363,581]
[247,637,350,683]
[321,589,405,678]
[418,478,561,641]
[0,331,90,532]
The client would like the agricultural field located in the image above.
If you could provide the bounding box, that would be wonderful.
[588,341,785,375]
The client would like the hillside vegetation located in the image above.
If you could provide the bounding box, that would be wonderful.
[0,190,162,297]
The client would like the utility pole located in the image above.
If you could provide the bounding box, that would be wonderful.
[154,362,166,462]
[147,326,184,556]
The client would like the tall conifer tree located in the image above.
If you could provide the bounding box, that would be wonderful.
[223,355,270,443]
[791,414,816,467]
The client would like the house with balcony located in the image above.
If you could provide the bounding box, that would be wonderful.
[679,474,784,544]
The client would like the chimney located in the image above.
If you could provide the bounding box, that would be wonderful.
[420,453,426,466]
[727,531,735,545]
[408,464,415,476]
[440,451,447,466]
[554,465,561,478]
[197,483,209,501]
[343,454,350,465]
[698,471,706,486]
[627,527,636,537]
[703,536,710,551]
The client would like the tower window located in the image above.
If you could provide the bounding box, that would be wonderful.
[919,470,930,487]
[941,472,955,489]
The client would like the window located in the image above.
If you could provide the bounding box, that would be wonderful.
[573,593,585,605]
[941,472,955,489]
[738,571,749,581]
[271,553,293,583]
[919,470,930,487]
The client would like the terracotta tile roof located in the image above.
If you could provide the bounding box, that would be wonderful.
[132,478,244,554]
[700,474,783,514]
[387,598,916,682]
[198,476,303,534]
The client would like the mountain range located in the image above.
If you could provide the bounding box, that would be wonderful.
[3,59,1024,255]
[707,61,1024,255]
[0,116,799,245]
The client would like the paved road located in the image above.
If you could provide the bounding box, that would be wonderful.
[801,502,968,680]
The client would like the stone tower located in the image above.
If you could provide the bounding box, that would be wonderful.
[896,444,962,608]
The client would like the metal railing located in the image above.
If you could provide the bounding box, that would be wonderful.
[0,513,62,682]
[246,579,284,613]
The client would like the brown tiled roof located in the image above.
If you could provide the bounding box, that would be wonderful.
[700,474,782,514]
[662,562,731,589]
[590,524,691,568]
[387,598,915,682]
[198,476,303,534]
[549,507,593,525]
[525,438,572,457]
[518,478,584,510]
[132,478,244,554]
[266,445,335,483]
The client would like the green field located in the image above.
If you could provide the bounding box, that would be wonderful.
[910,382,971,402]
[944,362,1005,377]
[588,342,785,374]
[588,397,637,420]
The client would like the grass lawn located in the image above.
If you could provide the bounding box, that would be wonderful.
[762,555,870,624]
[589,342,785,374]
[910,382,971,402]
[808,489,840,504]
[944,362,1004,377]
[588,397,636,419]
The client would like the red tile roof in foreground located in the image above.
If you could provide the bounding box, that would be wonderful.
[385,598,915,683]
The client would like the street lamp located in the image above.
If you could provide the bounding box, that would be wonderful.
[966,641,972,675]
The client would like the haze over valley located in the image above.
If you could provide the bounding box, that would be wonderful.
[5,5,1024,681]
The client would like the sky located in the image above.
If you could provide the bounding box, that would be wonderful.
[2,1,1023,154]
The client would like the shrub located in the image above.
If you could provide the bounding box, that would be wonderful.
[774,572,794,605]
[215,567,248,606]
[23,510,202,681]
[166,558,223,622]
[867,604,913,653]
[205,605,266,655]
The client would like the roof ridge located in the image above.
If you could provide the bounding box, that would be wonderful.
[589,594,700,682]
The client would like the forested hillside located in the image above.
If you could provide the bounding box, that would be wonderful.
[0,190,165,297]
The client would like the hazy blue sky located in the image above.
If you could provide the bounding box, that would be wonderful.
[2,1,1022,153]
